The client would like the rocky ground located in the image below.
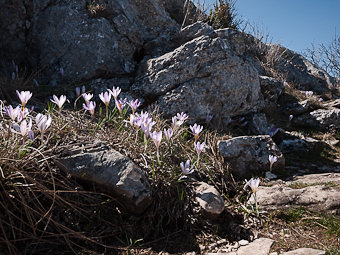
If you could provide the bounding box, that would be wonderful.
[0,1,339,254]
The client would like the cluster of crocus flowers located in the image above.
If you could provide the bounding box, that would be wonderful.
[172,112,188,131]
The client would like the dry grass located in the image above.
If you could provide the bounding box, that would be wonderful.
[0,88,237,254]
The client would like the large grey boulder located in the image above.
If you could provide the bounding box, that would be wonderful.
[294,108,340,130]
[218,135,285,179]
[132,35,264,121]
[59,142,152,214]
[22,0,180,84]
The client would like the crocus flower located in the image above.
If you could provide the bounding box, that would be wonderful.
[289,115,293,121]
[82,93,93,106]
[36,113,52,141]
[99,91,111,107]
[189,123,203,142]
[206,113,213,123]
[268,155,278,172]
[194,141,205,158]
[164,128,173,142]
[180,160,194,175]
[11,119,34,143]
[108,86,121,100]
[60,67,64,77]
[124,114,135,127]
[128,99,141,113]
[244,178,260,194]
[16,90,32,108]
[172,116,184,130]
[150,130,162,162]
[176,112,188,122]
[305,91,313,97]
[115,98,126,115]
[4,105,20,121]
[75,87,81,97]
[83,101,96,116]
[51,95,67,111]
[141,117,155,138]
[17,107,30,122]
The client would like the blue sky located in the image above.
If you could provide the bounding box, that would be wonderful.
[205,0,340,54]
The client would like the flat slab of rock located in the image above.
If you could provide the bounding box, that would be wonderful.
[218,135,285,179]
[195,182,224,218]
[236,238,274,255]
[282,248,325,255]
[249,174,340,211]
[58,142,151,214]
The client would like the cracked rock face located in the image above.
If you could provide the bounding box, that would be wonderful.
[59,142,152,214]
[218,135,285,179]
[3,0,180,84]
[133,34,264,121]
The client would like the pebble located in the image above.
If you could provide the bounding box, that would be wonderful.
[238,239,249,246]
[217,239,227,245]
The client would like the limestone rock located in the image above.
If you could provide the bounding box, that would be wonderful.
[133,35,263,121]
[24,0,180,84]
[250,177,340,211]
[282,248,325,255]
[236,238,274,255]
[285,100,311,115]
[194,182,224,218]
[218,135,285,179]
[250,113,272,135]
[259,76,285,102]
[59,142,152,214]
[295,108,340,130]
[280,131,322,154]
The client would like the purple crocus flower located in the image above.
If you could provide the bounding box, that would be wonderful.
[150,130,162,162]
[289,115,293,121]
[128,99,141,113]
[17,108,30,122]
[172,116,184,130]
[75,87,81,97]
[51,95,67,110]
[82,93,93,106]
[16,90,32,108]
[59,67,64,77]
[99,91,111,107]
[194,141,205,158]
[83,101,96,116]
[108,86,121,100]
[115,98,127,115]
[36,113,52,141]
[176,112,189,122]
[189,123,203,142]
[180,160,194,175]
[164,128,173,141]
[244,178,260,194]
[4,105,20,121]
[268,155,278,172]
[11,119,34,142]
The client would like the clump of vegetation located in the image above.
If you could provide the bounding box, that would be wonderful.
[208,0,242,30]
[305,34,340,86]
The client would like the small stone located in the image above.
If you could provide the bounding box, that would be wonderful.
[238,240,249,246]
[265,171,277,180]
[217,239,227,245]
